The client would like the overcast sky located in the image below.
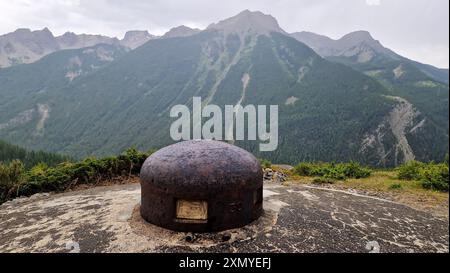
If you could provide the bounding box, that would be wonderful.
[0,0,448,68]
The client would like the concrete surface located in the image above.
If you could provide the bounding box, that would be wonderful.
[0,183,448,253]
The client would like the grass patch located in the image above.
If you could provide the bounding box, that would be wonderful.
[312,177,337,185]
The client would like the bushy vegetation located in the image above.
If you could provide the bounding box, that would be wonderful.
[294,159,449,192]
[389,183,402,190]
[0,140,72,169]
[397,161,426,180]
[259,159,272,169]
[397,160,449,192]
[0,160,26,202]
[294,161,372,180]
[0,148,151,204]
[312,177,337,185]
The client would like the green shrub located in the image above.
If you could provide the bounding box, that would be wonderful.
[294,161,371,180]
[294,162,314,176]
[294,162,332,177]
[419,164,449,192]
[0,148,152,204]
[0,160,26,202]
[389,183,402,190]
[259,159,272,169]
[323,169,347,180]
[333,162,372,179]
[397,161,425,180]
[397,161,449,192]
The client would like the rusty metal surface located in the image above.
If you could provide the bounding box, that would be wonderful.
[140,140,263,232]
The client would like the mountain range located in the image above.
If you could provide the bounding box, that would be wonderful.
[0,28,153,68]
[0,10,448,167]
[291,31,449,84]
[0,24,216,69]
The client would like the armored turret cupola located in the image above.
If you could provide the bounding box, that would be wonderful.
[140,140,263,232]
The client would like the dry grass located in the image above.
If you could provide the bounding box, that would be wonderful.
[69,175,140,192]
[285,170,449,219]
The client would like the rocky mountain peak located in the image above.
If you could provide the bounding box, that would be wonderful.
[123,30,152,40]
[41,27,52,34]
[291,30,397,60]
[56,32,119,50]
[57,32,78,44]
[121,30,155,49]
[9,28,55,41]
[341,30,373,41]
[207,10,285,35]
[290,31,335,51]
[293,31,333,42]
[339,31,379,48]
[12,28,32,35]
[162,25,201,39]
[337,30,398,58]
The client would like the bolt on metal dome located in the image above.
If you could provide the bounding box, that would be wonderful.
[140,140,263,232]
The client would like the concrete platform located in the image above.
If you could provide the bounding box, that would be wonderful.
[0,183,448,253]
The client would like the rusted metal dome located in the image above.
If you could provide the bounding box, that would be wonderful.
[140,140,263,232]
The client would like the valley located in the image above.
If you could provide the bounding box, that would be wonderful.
[0,10,448,167]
